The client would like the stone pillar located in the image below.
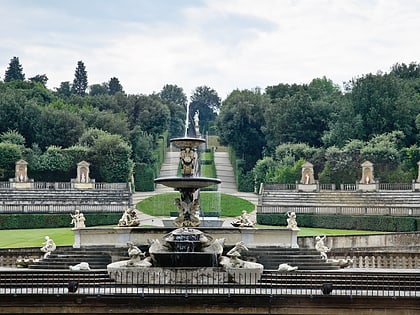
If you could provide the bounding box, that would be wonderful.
[359,161,376,191]
[417,161,420,182]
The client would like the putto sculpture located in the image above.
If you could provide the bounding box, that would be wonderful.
[70,209,86,229]
[315,235,330,260]
[40,236,56,259]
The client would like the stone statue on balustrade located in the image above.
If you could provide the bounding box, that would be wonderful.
[40,236,56,259]
[118,208,140,227]
[70,209,86,229]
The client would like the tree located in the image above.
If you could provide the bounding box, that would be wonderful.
[126,95,170,137]
[160,84,188,109]
[34,106,85,149]
[56,81,72,97]
[189,86,221,135]
[0,142,23,180]
[216,89,267,170]
[29,74,48,87]
[89,83,108,96]
[263,92,327,149]
[0,130,25,146]
[350,73,402,140]
[72,61,88,96]
[129,126,155,164]
[4,57,25,82]
[390,62,420,79]
[160,84,187,138]
[108,77,123,95]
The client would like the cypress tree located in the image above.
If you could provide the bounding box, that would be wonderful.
[4,56,25,82]
[72,60,88,96]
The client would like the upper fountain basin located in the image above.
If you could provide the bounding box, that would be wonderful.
[154,176,221,189]
[170,137,206,149]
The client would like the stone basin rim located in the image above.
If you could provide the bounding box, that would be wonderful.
[154,176,221,189]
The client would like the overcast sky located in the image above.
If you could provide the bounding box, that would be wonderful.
[0,0,419,99]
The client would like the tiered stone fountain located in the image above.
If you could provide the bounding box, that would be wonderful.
[107,112,264,283]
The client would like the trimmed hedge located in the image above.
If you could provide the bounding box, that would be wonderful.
[0,213,121,230]
[134,163,155,191]
[257,213,419,232]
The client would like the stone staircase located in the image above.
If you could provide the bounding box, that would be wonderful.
[242,246,341,270]
[259,190,420,216]
[0,189,131,213]
[29,248,114,270]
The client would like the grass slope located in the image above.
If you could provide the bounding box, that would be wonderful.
[136,192,255,217]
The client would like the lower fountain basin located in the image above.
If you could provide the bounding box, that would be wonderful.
[151,252,220,267]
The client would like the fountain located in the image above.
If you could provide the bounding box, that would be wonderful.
[106,110,264,283]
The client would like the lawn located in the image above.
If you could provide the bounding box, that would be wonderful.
[136,192,255,217]
[0,226,384,249]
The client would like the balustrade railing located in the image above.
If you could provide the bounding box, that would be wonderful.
[0,181,129,190]
[258,205,420,216]
[262,182,417,192]
[0,269,418,298]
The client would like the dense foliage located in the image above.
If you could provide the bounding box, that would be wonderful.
[216,63,420,188]
[1,57,419,190]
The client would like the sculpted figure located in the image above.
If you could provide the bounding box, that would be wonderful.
[315,235,330,260]
[126,242,152,267]
[286,211,298,230]
[40,236,56,259]
[231,210,254,227]
[173,197,200,227]
[118,208,140,227]
[180,147,195,176]
[70,209,86,229]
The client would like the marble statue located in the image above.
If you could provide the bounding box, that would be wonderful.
[219,241,264,283]
[40,236,56,259]
[231,210,254,227]
[173,197,200,227]
[126,242,152,267]
[326,258,353,268]
[70,209,86,229]
[286,211,299,230]
[277,263,298,272]
[194,110,199,127]
[70,262,90,270]
[315,235,330,260]
[180,147,196,176]
[118,208,140,227]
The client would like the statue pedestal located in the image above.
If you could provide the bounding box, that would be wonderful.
[297,183,317,192]
[358,183,377,192]
[10,182,33,189]
[73,182,94,189]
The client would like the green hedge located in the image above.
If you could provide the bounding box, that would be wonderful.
[134,163,155,191]
[0,213,121,230]
[256,213,419,232]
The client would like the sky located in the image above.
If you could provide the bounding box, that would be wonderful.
[0,0,419,99]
